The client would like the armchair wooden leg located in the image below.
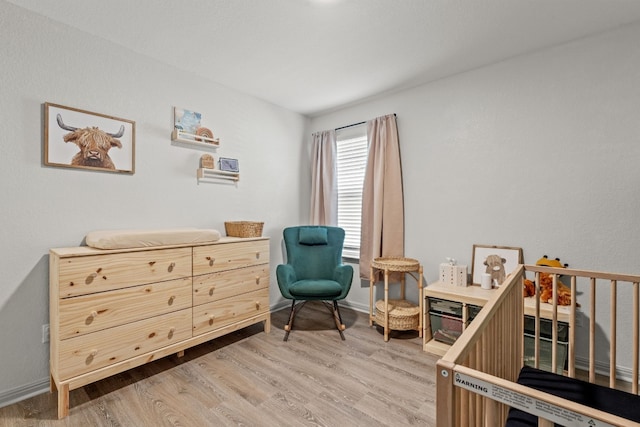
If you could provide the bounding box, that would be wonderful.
[283,300,296,341]
[332,301,346,341]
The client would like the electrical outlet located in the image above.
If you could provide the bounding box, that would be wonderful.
[42,324,50,343]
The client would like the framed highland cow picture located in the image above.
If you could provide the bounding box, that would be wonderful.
[471,244,523,286]
[44,103,135,174]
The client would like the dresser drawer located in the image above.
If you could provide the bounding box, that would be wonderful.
[192,289,269,336]
[58,308,192,380]
[58,277,192,340]
[57,247,192,297]
[193,265,269,307]
[193,240,269,276]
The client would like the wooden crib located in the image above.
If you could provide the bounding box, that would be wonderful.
[435,264,640,426]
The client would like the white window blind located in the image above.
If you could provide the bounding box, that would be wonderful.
[336,129,368,259]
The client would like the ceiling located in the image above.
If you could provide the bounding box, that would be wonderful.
[8,0,640,116]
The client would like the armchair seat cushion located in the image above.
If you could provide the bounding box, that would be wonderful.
[289,280,343,298]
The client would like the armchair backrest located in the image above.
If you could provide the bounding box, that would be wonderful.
[282,226,346,280]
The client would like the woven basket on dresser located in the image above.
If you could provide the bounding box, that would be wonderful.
[224,221,264,238]
[374,299,420,331]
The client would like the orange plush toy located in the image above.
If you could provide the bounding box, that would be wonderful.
[523,255,576,306]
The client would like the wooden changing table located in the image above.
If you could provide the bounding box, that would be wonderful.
[49,237,270,418]
[369,257,424,341]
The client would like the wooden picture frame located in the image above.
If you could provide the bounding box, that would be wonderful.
[471,244,524,286]
[219,157,239,172]
[44,102,135,174]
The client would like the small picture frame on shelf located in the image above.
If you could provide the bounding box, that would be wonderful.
[200,154,214,169]
[471,244,523,286]
[219,157,239,172]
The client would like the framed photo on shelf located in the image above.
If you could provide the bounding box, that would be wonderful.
[471,244,523,286]
[44,102,135,174]
[219,157,239,172]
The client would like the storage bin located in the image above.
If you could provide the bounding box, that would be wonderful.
[429,298,463,317]
[430,312,463,345]
[524,315,569,341]
[524,333,568,374]
[467,304,482,324]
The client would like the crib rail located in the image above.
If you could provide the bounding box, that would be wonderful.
[436,264,640,427]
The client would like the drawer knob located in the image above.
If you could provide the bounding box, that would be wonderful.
[168,296,175,305]
[168,327,175,338]
[206,256,215,266]
[86,272,98,284]
[209,287,215,296]
[208,315,215,325]
[168,262,176,272]
[255,252,260,259]
[255,301,260,310]
[90,310,98,318]
[85,349,98,364]
[255,277,260,285]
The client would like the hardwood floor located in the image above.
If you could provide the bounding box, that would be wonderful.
[0,303,439,426]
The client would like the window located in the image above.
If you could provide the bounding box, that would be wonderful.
[336,125,368,259]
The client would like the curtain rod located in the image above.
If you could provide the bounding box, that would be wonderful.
[335,121,365,131]
[334,113,396,131]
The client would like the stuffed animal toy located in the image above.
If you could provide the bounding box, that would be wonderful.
[523,255,576,306]
[535,255,568,269]
[484,254,507,286]
[523,278,535,297]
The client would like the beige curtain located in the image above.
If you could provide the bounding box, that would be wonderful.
[309,130,337,225]
[359,114,404,280]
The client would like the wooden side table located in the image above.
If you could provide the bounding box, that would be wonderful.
[369,257,424,342]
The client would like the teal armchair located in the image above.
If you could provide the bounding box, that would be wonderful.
[276,226,354,341]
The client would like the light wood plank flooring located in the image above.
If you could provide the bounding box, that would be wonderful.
[0,303,439,426]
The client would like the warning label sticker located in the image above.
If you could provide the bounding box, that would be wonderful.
[453,372,615,427]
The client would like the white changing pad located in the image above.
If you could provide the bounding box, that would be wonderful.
[85,227,221,249]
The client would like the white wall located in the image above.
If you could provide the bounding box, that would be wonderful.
[312,23,640,377]
[0,1,308,404]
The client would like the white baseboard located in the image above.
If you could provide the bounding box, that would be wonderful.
[0,378,49,409]
[574,356,634,384]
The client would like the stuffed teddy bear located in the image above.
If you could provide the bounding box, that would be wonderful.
[523,255,576,306]
[484,254,507,286]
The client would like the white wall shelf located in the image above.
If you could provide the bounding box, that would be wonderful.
[197,168,239,182]
[171,129,220,149]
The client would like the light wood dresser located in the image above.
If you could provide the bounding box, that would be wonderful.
[49,237,270,419]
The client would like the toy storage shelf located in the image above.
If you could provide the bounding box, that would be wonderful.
[171,129,219,149]
[197,168,239,182]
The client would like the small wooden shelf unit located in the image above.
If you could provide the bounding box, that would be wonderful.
[49,237,270,419]
[423,281,573,356]
[197,167,239,182]
[171,128,220,148]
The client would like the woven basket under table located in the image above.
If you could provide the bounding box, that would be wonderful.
[374,299,420,331]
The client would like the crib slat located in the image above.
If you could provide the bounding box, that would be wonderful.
[569,275,577,377]
[610,280,617,388]
[634,282,639,395]
[534,272,541,370]
[590,277,596,383]
[551,274,559,373]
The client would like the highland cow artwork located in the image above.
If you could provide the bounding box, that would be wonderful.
[44,103,135,174]
[471,244,523,286]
